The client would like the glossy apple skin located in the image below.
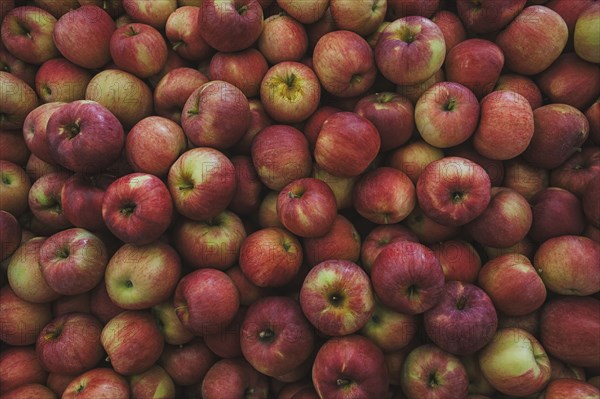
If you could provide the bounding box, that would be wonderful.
[431,10,466,55]
[584,174,600,227]
[0,285,53,346]
[27,171,72,231]
[0,347,48,394]
[229,155,263,215]
[201,358,270,399]
[529,187,586,243]
[123,0,176,29]
[61,367,129,399]
[153,67,209,124]
[312,334,389,399]
[541,378,600,399]
[445,142,505,188]
[456,0,526,34]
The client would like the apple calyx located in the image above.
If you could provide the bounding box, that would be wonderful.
[172,41,184,51]
[55,246,70,259]
[44,326,63,341]
[336,377,353,388]
[237,4,249,15]
[258,328,275,343]
[451,191,465,204]
[350,74,363,85]
[119,202,136,217]
[456,295,467,310]
[398,26,416,44]
[329,292,345,307]
[75,384,85,393]
[375,92,395,103]
[407,284,419,299]
[444,97,457,111]
[64,123,81,140]
[428,371,440,388]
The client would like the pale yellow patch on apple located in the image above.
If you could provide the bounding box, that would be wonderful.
[127,173,154,189]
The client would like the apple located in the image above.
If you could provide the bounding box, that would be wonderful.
[203,307,246,359]
[431,10,466,55]
[375,15,446,86]
[330,0,387,36]
[52,292,91,317]
[227,266,273,307]
[260,61,321,124]
[61,368,129,399]
[33,0,79,18]
[541,378,600,398]
[388,0,440,18]
[587,100,600,145]
[495,5,568,75]
[302,214,361,267]
[122,0,176,29]
[277,0,328,24]
[0,72,38,131]
[22,102,65,165]
[415,81,479,148]
[502,156,549,202]
[198,0,264,52]
[0,129,30,166]
[88,280,124,324]
[258,13,308,64]
[549,357,586,382]
[478,253,547,317]
[540,296,600,368]
[551,146,600,199]
[209,49,268,99]
[497,310,541,338]
[479,327,552,397]
[166,6,212,62]
[311,163,358,210]
[85,68,153,130]
[173,210,246,270]
[52,5,115,69]
[314,112,381,178]
[460,354,496,397]
[584,174,600,227]
[129,365,176,399]
[1,6,58,65]
[0,383,56,399]
[151,299,195,346]
[257,190,284,228]
[0,285,53,346]
[530,187,586,243]
[313,30,378,99]
[0,347,47,394]
[229,155,263,215]
[574,2,600,63]
[35,313,104,375]
[173,268,240,336]
[181,80,250,149]
[0,209,21,262]
[76,0,125,18]
[7,236,60,303]
[160,338,217,386]
[430,239,481,283]
[371,240,445,315]
[494,73,543,110]
[0,45,37,88]
[359,301,417,353]
[35,58,91,104]
[401,343,469,399]
[456,0,526,34]
[153,67,209,124]
[360,224,418,273]
[27,171,72,231]
[167,147,236,222]
[110,22,168,79]
[387,139,444,184]
[403,205,460,244]
[240,296,315,377]
[60,172,114,232]
[201,358,270,399]
[231,98,273,155]
[416,156,492,227]
[312,334,389,399]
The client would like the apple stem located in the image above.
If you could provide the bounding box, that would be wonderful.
[444,97,457,111]
[336,378,352,387]
[258,329,275,342]
[456,296,467,310]
[172,41,184,51]
[428,372,439,387]
[128,25,138,36]
[237,4,248,15]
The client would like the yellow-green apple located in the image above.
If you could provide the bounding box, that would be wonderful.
[0,72,38,130]
[105,241,182,310]
[35,313,104,375]
[182,80,250,149]
[574,2,600,63]
[84,69,153,130]
[52,5,115,69]
[0,129,30,165]
[198,0,264,52]
[530,187,586,243]
[0,285,53,346]
[473,90,535,160]
[494,73,543,110]
[360,224,418,273]
[404,205,460,244]
[371,240,445,314]
[430,239,481,283]
[209,49,268,99]
[461,354,496,397]
[0,347,48,394]
[251,124,312,191]
[387,139,444,184]
[45,100,125,173]
[22,102,65,164]
[502,156,549,202]
[0,210,20,261]
[125,116,186,178]
[34,58,91,103]
[109,23,168,79]
[314,112,381,178]
[173,268,240,336]
[277,0,328,24]
[495,5,568,75]
[231,98,273,155]
[7,237,60,303]
[541,296,600,368]
[300,259,375,336]
[60,172,114,232]
[0,6,58,64]
[129,365,176,399]
[401,343,469,399]
[166,6,212,62]
[302,214,361,267]
[239,226,303,287]
[375,16,445,85]
[352,166,416,224]
[151,299,194,346]
[38,227,108,295]
[61,367,129,399]
[551,147,600,199]
[540,378,600,398]
[227,265,273,306]
[465,187,532,248]
[456,0,526,34]
[534,235,600,296]
[203,307,246,358]
[153,67,209,124]
[312,334,389,399]
[0,383,56,399]
[546,0,594,49]
[330,0,387,36]
[431,10,466,55]
[173,210,246,270]
[101,310,164,376]
[240,296,315,377]
[584,175,600,227]
[478,327,552,397]
[260,61,321,124]
[359,301,417,353]
[354,92,414,152]
[0,45,37,88]
[424,281,498,355]
[122,0,176,29]
[101,173,173,245]
[27,171,72,230]
[388,0,440,18]
[167,147,236,222]
[415,81,479,148]
[478,254,547,316]
[160,338,217,386]
[201,358,270,399]
[230,155,264,215]
[311,163,357,210]
[416,156,492,226]
[258,13,308,64]
[312,30,377,98]
[444,38,504,99]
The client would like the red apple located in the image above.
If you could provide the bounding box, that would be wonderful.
[201,358,270,399]
[129,365,176,399]
[311,163,358,211]
[494,73,543,110]
[330,0,387,36]
[61,368,129,399]
[203,307,246,359]
[359,301,417,353]
[60,172,114,232]
[388,0,440,18]
[387,139,444,184]
[277,0,328,24]
[0,44,36,88]
[209,49,268,99]
[227,265,273,307]
[76,0,124,18]
[0,347,47,394]
[258,13,308,64]
[431,10,466,54]
[27,171,72,231]
[541,378,600,398]
[165,5,211,62]
[551,146,600,198]
[584,174,600,227]
[35,58,92,103]
[0,383,56,399]
[456,0,526,34]
[229,154,264,215]
[22,101,65,165]
[360,224,418,273]
[257,190,284,228]
[122,0,176,29]
[0,72,38,131]
[0,285,53,346]
[110,22,167,78]
[151,300,194,346]
[0,209,21,262]
[502,156,549,202]
[88,280,124,325]
[0,129,30,165]
[153,67,209,124]
[302,214,361,267]
[430,239,481,283]
[160,338,217,386]
[530,187,586,243]
[403,205,460,244]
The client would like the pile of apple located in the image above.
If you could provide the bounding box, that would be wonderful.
[1,0,600,398]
